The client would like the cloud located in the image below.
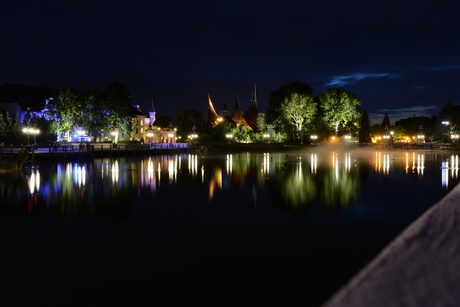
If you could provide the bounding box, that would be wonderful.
[326,73,392,87]
[429,65,460,71]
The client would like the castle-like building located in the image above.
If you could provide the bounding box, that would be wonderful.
[205,85,259,132]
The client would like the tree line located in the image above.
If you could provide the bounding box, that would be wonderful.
[1,80,459,145]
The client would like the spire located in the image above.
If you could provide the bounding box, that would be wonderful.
[232,95,251,130]
[251,84,257,107]
[149,98,156,125]
[244,85,259,131]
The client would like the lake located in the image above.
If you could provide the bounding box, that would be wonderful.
[0,146,459,306]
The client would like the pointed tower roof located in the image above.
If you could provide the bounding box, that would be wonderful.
[221,102,235,125]
[244,85,259,131]
[206,93,219,120]
[232,95,252,130]
[204,93,220,131]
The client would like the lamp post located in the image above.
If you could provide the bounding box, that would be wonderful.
[111,131,119,144]
[23,128,39,146]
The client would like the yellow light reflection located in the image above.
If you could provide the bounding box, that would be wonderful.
[375,152,381,172]
[332,153,339,181]
[209,167,223,201]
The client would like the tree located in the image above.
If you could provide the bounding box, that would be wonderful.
[382,113,391,130]
[84,86,106,141]
[45,83,83,140]
[266,81,314,141]
[175,109,203,139]
[103,81,135,139]
[319,88,361,135]
[359,109,371,143]
[280,93,317,144]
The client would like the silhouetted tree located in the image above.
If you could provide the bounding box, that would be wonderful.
[382,113,391,129]
[359,109,371,143]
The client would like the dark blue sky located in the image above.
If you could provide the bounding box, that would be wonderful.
[2,0,460,124]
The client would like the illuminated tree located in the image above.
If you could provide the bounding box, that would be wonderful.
[266,81,314,141]
[45,83,83,140]
[319,88,361,135]
[280,93,317,144]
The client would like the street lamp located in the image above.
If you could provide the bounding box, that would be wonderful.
[111,131,119,144]
[23,128,39,146]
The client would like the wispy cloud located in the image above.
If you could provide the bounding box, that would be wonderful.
[429,65,460,71]
[326,73,392,87]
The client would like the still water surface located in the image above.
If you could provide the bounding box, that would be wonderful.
[1,147,459,306]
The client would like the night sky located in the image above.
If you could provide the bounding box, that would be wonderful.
[2,1,460,124]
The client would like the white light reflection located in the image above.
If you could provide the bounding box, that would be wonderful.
[417,154,425,176]
[310,154,317,175]
[227,154,233,176]
[168,155,179,184]
[383,154,390,176]
[112,160,119,185]
[189,154,198,176]
[345,152,351,173]
[28,167,40,194]
[452,155,459,181]
[442,155,459,189]
[262,153,269,179]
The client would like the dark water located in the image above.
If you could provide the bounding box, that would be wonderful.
[1,147,459,306]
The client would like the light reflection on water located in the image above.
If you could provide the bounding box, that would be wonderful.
[2,149,460,305]
[1,150,455,216]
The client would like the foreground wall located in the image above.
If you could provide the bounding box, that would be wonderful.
[324,182,460,307]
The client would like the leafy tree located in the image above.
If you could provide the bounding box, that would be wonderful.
[103,81,134,139]
[231,124,253,143]
[83,86,106,141]
[319,88,361,135]
[280,93,317,144]
[45,83,83,140]
[266,81,314,141]
[175,109,203,139]
[358,109,371,143]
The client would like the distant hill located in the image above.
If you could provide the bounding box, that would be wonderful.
[0,83,57,111]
